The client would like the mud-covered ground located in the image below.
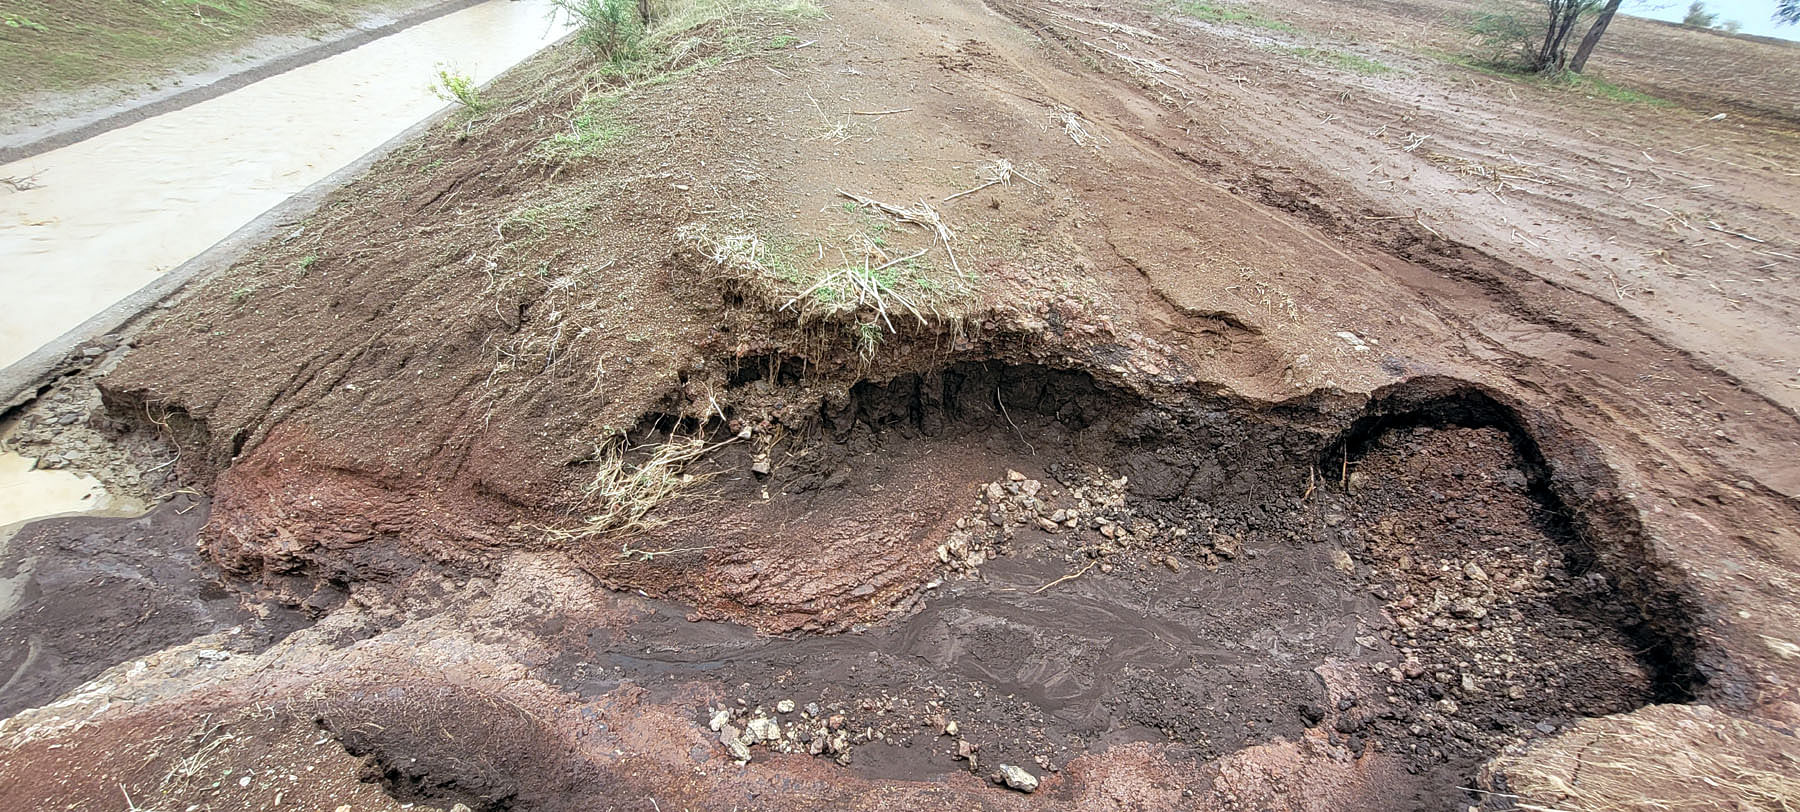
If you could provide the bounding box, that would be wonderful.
[3,0,1799,810]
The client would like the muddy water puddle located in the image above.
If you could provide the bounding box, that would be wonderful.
[0,0,571,368]
[0,420,145,533]
[0,497,304,719]
[554,510,1379,778]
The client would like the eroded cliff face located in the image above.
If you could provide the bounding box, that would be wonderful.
[6,0,1799,809]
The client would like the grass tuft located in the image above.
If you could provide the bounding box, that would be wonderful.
[431,64,488,113]
[535,93,630,162]
[1284,47,1392,75]
[1553,73,1671,106]
[1429,51,1671,107]
[1177,1,1294,31]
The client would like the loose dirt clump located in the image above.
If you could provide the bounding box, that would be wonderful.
[1333,423,1665,763]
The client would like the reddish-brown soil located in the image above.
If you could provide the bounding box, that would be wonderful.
[4,0,1799,810]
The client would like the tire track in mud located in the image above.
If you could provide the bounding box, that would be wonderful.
[983,0,1800,501]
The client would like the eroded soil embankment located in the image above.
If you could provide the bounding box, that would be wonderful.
[267,361,1705,811]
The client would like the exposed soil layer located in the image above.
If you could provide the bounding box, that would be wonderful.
[5,0,1800,809]
[0,496,305,718]
[485,363,1691,810]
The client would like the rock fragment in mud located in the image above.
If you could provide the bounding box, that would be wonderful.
[997,764,1039,793]
[719,724,752,762]
[746,716,781,742]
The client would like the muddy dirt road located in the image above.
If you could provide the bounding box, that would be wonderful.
[2,0,1797,810]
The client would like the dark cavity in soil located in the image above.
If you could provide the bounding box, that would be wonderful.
[538,363,1697,798]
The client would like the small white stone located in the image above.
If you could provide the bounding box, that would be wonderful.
[998,764,1039,793]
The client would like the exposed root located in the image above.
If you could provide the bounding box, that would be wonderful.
[544,429,745,554]
[781,251,929,332]
[944,158,1043,202]
[836,188,964,277]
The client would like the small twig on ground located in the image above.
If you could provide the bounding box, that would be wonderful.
[617,543,714,563]
[944,158,1044,202]
[850,108,912,116]
[1034,6,1166,41]
[1084,42,1183,76]
[1705,221,1767,243]
[837,189,963,276]
[1,172,45,191]
[1034,560,1098,594]
[1054,109,1105,148]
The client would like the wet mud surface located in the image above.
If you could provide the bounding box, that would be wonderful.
[0,496,304,718]
[532,365,1690,802]
[6,0,1794,806]
[552,528,1361,780]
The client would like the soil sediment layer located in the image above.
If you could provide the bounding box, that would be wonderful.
[4,0,1799,810]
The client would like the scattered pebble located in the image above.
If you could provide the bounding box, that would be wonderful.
[997,764,1039,793]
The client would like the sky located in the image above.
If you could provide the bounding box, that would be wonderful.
[1621,0,1799,41]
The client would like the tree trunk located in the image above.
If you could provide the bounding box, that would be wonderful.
[1550,15,1576,70]
[1569,0,1623,74]
[1535,4,1563,70]
[1535,2,1584,72]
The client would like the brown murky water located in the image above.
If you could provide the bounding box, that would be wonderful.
[0,0,571,369]
[0,419,144,533]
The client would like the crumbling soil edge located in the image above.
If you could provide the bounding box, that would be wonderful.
[1322,375,1706,701]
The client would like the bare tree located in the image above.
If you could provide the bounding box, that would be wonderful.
[1533,0,1599,73]
[1779,0,1799,24]
[1568,0,1621,74]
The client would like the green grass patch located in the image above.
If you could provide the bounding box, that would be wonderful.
[535,93,629,162]
[1553,73,1670,106]
[1284,47,1392,75]
[1177,1,1294,31]
[0,0,416,105]
[3,13,48,31]
[1427,51,1670,107]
